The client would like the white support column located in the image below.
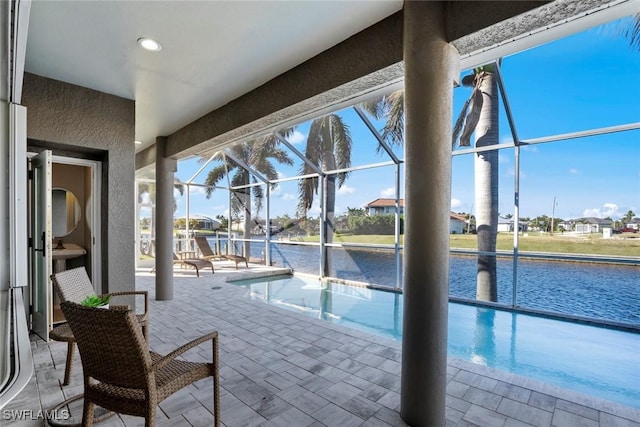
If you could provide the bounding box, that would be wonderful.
[319,174,326,277]
[265,184,271,266]
[401,2,459,426]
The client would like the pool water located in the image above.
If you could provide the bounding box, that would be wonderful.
[232,274,640,410]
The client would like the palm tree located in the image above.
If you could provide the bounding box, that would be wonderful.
[359,90,405,148]
[204,134,293,257]
[363,77,500,303]
[453,65,499,302]
[623,210,636,225]
[138,182,185,213]
[297,114,352,276]
[137,181,184,255]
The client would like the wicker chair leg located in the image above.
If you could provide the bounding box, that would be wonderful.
[63,342,75,386]
[82,398,95,427]
[213,336,220,427]
[145,401,156,427]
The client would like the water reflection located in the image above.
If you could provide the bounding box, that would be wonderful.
[471,308,496,366]
[320,284,332,321]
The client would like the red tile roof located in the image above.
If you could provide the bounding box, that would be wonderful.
[366,198,467,221]
[365,198,404,208]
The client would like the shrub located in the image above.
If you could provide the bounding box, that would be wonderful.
[348,214,403,235]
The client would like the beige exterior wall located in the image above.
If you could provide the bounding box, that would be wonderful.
[21,73,135,294]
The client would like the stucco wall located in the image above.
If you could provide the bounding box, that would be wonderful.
[21,73,135,294]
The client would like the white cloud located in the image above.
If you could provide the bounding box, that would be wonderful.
[521,145,538,153]
[337,185,355,195]
[188,186,208,196]
[583,203,620,219]
[498,153,511,164]
[500,136,514,144]
[569,168,579,174]
[281,193,296,201]
[288,130,306,145]
[277,171,287,179]
[380,187,395,197]
[451,198,462,209]
[307,203,321,216]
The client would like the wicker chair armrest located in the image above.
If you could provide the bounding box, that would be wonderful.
[153,331,218,370]
[101,291,149,314]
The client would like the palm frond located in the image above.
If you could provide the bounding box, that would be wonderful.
[296,120,323,215]
[230,169,249,190]
[328,114,352,172]
[137,182,152,203]
[204,164,233,198]
[275,126,297,140]
[269,147,294,167]
[459,87,483,147]
[257,160,278,182]
[452,96,472,148]
[358,95,386,119]
[452,72,488,148]
[252,182,264,215]
[625,14,640,50]
[297,175,318,215]
[380,91,404,148]
[305,119,326,168]
[173,182,184,196]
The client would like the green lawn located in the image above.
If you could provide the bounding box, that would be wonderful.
[295,232,640,258]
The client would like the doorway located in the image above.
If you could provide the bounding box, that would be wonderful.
[28,152,102,340]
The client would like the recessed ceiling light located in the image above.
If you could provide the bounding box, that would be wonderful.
[135,140,143,145]
[137,37,162,52]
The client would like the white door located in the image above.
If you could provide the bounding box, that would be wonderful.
[30,150,52,341]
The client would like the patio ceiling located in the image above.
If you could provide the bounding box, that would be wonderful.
[21,0,636,158]
[24,0,403,151]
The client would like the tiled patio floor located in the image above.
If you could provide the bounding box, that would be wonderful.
[4,262,640,426]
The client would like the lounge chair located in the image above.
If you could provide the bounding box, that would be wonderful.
[60,301,220,426]
[50,267,149,385]
[194,235,248,269]
[173,253,214,277]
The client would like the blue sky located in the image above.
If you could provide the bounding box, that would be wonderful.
[170,17,640,222]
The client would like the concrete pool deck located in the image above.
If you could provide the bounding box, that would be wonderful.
[4,262,640,426]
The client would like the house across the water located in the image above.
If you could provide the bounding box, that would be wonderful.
[365,198,468,234]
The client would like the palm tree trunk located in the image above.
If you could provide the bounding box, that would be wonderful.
[150,206,156,256]
[474,71,499,302]
[241,180,251,258]
[323,157,337,277]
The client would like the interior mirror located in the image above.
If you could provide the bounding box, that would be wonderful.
[52,188,81,238]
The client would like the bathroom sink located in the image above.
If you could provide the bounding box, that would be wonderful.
[52,244,86,260]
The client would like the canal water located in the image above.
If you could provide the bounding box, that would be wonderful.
[212,237,640,326]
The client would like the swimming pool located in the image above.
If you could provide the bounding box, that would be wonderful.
[231,274,640,410]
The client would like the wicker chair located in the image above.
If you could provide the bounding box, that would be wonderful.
[50,267,148,385]
[60,301,220,427]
